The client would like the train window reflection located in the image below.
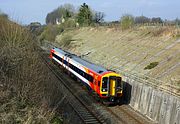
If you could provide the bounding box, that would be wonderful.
[102,77,108,89]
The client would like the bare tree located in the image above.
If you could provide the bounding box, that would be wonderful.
[135,16,150,24]
[93,11,105,23]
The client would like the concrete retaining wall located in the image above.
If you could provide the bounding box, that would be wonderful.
[124,77,180,124]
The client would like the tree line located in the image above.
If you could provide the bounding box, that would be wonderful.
[45,3,104,26]
[45,3,180,27]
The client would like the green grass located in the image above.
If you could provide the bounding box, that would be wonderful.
[50,115,63,124]
[144,62,159,70]
[175,34,180,38]
[60,34,73,47]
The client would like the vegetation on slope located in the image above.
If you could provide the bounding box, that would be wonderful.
[120,14,134,30]
[56,26,179,89]
[33,3,180,89]
[38,3,180,46]
[144,62,159,70]
[0,14,62,123]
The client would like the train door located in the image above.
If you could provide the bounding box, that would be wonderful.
[109,76,116,96]
[63,56,68,70]
[94,76,99,92]
[93,79,97,92]
[62,56,65,67]
[66,58,70,73]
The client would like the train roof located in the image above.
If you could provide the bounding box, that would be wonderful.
[53,48,108,74]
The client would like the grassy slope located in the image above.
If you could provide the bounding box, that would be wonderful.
[56,26,180,88]
[0,16,62,123]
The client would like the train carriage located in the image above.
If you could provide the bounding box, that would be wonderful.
[50,47,123,104]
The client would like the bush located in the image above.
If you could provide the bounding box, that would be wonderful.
[39,24,61,42]
[0,16,32,48]
[63,19,76,28]
[60,34,73,47]
[151,27,168,36]
[144,62,159,70]
[120,14,134,30]
[0,16,46,103]
[50,115,63,124]
[0,13,63,124]
[39,18,77,43]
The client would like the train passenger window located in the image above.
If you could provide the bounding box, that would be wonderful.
[98,81,100,87]
[80,70,83,76]
[59,56,62,62]
[89,76,93,82]
[74,66,77,72]
[86,74,89,80]
[84,73,87,79]
[82,72,85,77]
[78,68,80,74]
[64,60,68,65]
[52,53,62,62]
[69,64,72,68]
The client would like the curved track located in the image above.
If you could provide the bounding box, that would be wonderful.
[39,48,155,124]
[105,105,154,124]
[39,50,105,124]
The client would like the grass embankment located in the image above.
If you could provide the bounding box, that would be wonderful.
[55,26,180,88]
[0,16,62,123]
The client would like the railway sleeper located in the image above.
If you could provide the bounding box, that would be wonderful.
[85,119,100,123]
[79,113,93,117]
[85,121,100,124]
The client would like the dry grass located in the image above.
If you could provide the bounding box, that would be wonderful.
[58,26,180,88]
[58,34,73,47]
[0,16,63,123]
[139,26,180,37]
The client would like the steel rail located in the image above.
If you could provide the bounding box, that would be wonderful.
[39,50,105,124]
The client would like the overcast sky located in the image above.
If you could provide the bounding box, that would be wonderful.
[0,0,179,24]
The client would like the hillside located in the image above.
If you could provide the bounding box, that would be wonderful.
[0,15,62,123]
[56,27,180,89]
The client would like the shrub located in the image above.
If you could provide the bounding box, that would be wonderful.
[144,62,159,70]
[0,16,46,103]
[50,115,63,124]
[60,34,73,47]
[63,18,76,28]
[40,24,61,42]
[0,16,33,48]
[151,27,167,36]
[120,14,134,30]
[0,13,63,124]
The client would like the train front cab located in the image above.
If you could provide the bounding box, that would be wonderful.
[100,73,123,104]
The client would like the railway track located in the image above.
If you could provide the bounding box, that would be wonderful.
[39,51,105,124]
[39,48,154,124]
[105,105,155,124]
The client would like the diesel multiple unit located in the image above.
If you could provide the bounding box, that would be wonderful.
[50,47,123,103]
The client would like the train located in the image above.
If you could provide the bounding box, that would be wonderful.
[50,47,123,104]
